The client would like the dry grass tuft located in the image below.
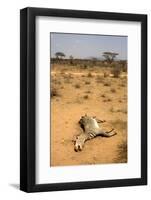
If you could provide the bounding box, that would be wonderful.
[104,82,111,87]
[74,84,80,89]
[85,81,91,85]
[115,140,127,163]
[103,98,112,102]
[51,88,60,98]
[85,90,91,94]
[96,76,104,84]
[87,72,93,78]
[119,83,125,87]
[103,72,109,77]
[109,107,127,114]
[83,95,89,99]
[110,88,116,93]
[111,67,121,78]
[101,94,106,98]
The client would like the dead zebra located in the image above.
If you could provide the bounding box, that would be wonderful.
[73,114,117,152]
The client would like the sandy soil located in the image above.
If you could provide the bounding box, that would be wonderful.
[50,64,127,166]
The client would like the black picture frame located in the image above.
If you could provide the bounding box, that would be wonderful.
[20,7,147,192]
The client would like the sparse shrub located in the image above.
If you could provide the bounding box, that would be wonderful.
[84,64,88,69]
[121,108,127,114]
[110,63,116,68]
[122,66,127,72]
[103,72,109,77]
[119,83,125,87]
[52,78,61,85]
[52,80,61,85]
[51,88,60,98]
[104,82,111,87]
[109,107,127,114]
[87,72,93,78]
[85,90,91,94]
[111,67,121,78]
[74,84,80,88]
[101,94,106,98]
[110,88,116,93]
[83,95,89,99]
[85,81,91,85]
[119,61,127,72]
[96,76,104,83]
[115,140,127,163]
[103,98,111,102]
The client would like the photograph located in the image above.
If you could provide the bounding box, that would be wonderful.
[50,33,128,166]
[20,7,147,192]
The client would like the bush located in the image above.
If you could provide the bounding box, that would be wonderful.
[51,88,60,98]
[110,88,116,93]
[96,76,104,83]
[87,72,93,78]
[103,98,111,102]
[83,95,89,99]
[85,90,91,94]
[111,67,121,78]
[122,66,127,72]
[116,140,127,163]
[83,64,88,69]
[104,82,111,87]
[103,72,109,77]
[119,83,125,87]
[101,94,106,98]
[85,81,91,85]
[74,84,80,88]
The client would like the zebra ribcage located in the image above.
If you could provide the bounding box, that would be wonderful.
[88,132,97,139]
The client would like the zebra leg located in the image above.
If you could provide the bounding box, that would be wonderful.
[93,116,106,123]
[96,128,117,137]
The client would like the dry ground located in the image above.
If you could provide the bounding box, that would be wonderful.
[50,64,127,166]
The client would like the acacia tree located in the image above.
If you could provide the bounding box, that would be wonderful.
[69,55,74,65]
[102,52,118,64]
[55,52,65,59]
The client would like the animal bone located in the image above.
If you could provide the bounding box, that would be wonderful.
[74,115,117,152]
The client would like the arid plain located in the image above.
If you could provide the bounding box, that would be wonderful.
[50,63,127,166]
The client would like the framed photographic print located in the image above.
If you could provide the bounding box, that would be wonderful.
[20,7,147,192]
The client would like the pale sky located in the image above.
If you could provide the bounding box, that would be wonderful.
[50,33,127,60]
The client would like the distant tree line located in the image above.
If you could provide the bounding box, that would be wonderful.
[53,51,121,63]
[52,51,127,71]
